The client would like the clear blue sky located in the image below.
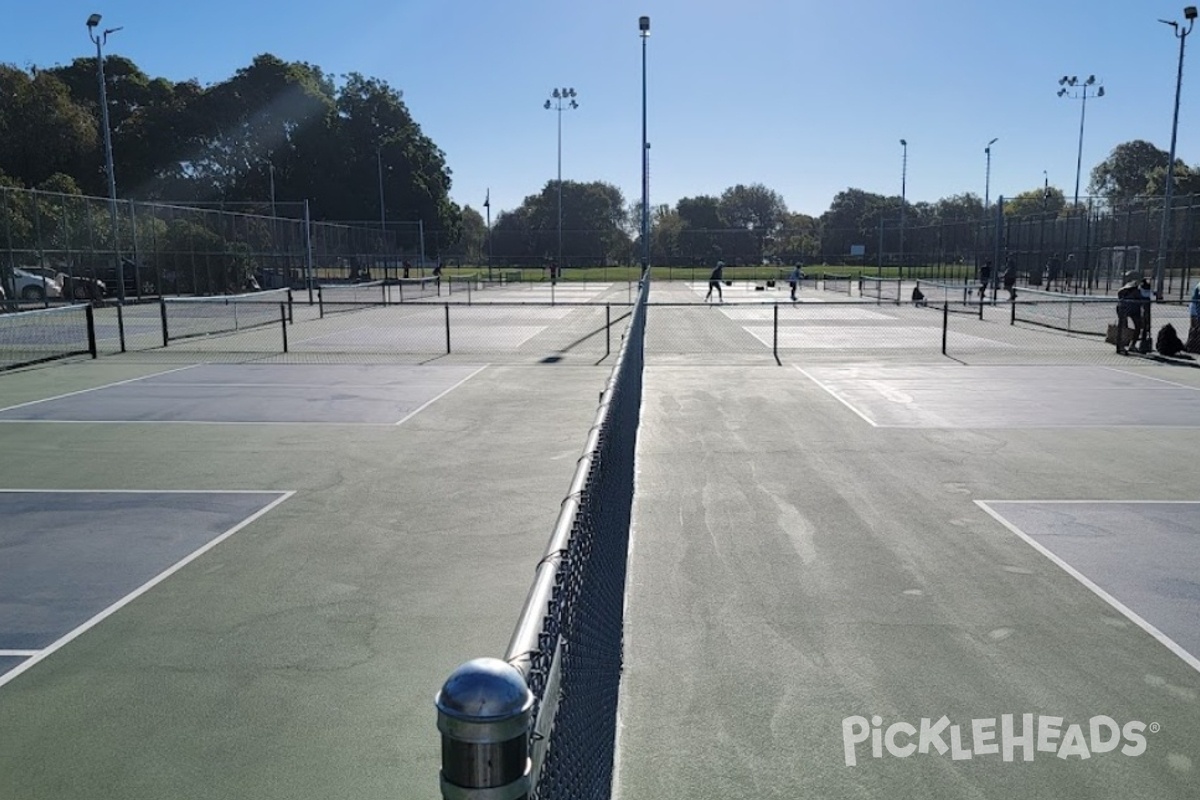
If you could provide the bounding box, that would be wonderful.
[2,1,1197,218]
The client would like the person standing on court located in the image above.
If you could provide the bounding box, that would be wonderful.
[705,261,724,303]
[1115,278,1142,354]
[1188,279,1200,353]
[978,259,993,299]
[1063,254,1078,292]
[1002,257,1017,301]
[788,264,802,302]
[1046,253,1061,291]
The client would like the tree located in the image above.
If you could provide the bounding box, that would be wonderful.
[820,188,891,258]
[1090,140,1170,203]
[490,180,631,266]
[717,183,788,262]
[0,66,97,190]
[457,205,487,263]
[672,195,724,263]
[1144,161,1200,198]
[1004,186,1066,218]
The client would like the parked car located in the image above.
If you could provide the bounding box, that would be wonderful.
[12,267,64,301]
[20,266,106,301]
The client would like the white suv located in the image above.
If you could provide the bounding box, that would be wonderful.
[11,267,64,301]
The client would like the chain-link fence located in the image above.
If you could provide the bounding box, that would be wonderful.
[0,186,410,305]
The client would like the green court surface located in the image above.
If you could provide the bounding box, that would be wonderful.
[0,354,615,798]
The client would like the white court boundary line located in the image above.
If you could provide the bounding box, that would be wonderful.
[0,489,295,690]
[976,499,1200,676]
[0,650,39,657]
[395,364,488,425]
[0,364,200,414]
[793,365,878,427]
[1101,364,1200,393]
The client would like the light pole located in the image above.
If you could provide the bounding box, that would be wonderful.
[544,88,578,280]
[984,138,998,212]
[268,162,277,218]
[899,139,907,269]
[376,147,386,233]
[640,16,651,275]
[1057,75,1104,209]
[86,13,124,303]
[484,189,492,281]
[1154,6,1197,300]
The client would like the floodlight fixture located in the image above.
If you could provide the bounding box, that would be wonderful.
[86,13,101,28]
[639,15,650,36]
[1187,5,1198,21]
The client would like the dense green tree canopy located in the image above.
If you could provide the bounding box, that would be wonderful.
[0,54,461,240]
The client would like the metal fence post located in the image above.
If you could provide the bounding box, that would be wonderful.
[280,302,289,353]
[445,303,451,354]
[942,301,949,356]
[435,658,533,800]
[606,303,611,357]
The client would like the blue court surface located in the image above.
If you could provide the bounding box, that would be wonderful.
[0,363,486,424]
[797,364,1200,428]
[980,501,1200,670]
[0,490,291,684]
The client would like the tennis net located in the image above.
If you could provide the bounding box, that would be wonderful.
[447,274,480,296]
[916,279,980,314]
[318,281,387,317]
[162,289,291,342]
[1012,287,1132,337]
[861,276,903,304]
[822,272,854,295]
[392,276,440,302]
[437,274,648,799]
[0,304,96,371]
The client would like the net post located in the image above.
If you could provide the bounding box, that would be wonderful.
[159,298,169,347]
[85,304,98,359]
[280,302,289,353]
[318,287,325,319]
[435,658,533,800]
[287,289,294,323]
[445,303,451,354]
[942,301,949,356]
[116,295,127,352]
[978,290,984,320]
[381,280,388,307]
[606,304,611,357]
[773,301,779,363]
[1010,296,1016,326]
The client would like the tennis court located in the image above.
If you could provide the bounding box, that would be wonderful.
[4,276,1200,799]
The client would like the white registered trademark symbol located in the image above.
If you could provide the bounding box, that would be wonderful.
[1149,722,1161,734]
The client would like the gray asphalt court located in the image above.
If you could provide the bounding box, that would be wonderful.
[3,279,1200,799]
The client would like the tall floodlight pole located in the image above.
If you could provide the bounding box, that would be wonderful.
[1154,6,1197,299]
[1057,75,1104,209]
[484,189,492,280]
[984,138,998,212]
[544,88,579,278]
[376,147,386,234]
[268,163,277,218]
[87,13,124,304]
[899,139,907,269]
[640,16,651,275]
